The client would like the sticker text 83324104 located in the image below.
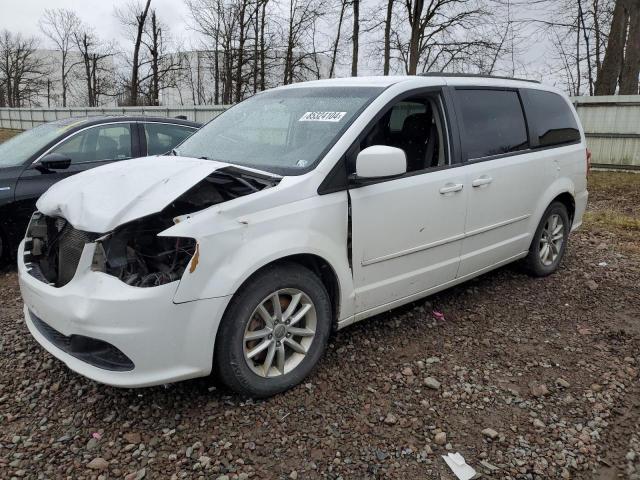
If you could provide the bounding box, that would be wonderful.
[299,111,347,122]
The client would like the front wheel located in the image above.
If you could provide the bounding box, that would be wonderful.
[523,202,570,277]
[0,228,8,268]
[214,262,332,398]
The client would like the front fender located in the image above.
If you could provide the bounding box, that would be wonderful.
[165,192,355,321]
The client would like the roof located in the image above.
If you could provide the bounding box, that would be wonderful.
[277,74,551,91]
[48,116,201,128]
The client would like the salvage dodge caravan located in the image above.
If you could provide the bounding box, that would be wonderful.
[18,75,589,397]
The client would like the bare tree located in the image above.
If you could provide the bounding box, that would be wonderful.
[39,9,81,107]
[329,0,348,77]
[0,30,49,107]
[141,10,183,105]
[115,0,152,105]
[281,0,326,84]
[73,26,116,107]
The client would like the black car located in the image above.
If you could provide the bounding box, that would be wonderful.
[0,116,200,263]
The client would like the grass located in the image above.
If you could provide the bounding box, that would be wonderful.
[0,128,21,143]
[585,170,640,254]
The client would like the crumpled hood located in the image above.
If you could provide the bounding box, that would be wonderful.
[37,156,238,233]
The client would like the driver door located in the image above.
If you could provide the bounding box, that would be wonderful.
[349,92,468,316]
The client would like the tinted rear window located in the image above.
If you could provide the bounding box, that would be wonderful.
[525,90,581,147]
[457,89,528,159]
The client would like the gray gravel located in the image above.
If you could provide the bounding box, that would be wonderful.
[1,192,639,479]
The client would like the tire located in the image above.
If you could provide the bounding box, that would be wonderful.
[0,228,8,268]
[523,202,570,277]
[214,262,332,398]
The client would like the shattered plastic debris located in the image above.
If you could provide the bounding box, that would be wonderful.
[432,310,445,321]
[442,452,477,480]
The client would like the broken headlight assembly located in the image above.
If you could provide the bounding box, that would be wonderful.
[91,216,197,288]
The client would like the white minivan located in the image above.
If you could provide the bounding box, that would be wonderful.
[18,75,589,397]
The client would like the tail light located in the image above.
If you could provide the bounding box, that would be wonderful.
[586,148,592,177]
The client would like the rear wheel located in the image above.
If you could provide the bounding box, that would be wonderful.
[524,202,570,276]
[214,262,332,398]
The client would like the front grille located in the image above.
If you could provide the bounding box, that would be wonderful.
[25,213,97,287]
[30,311,134,371]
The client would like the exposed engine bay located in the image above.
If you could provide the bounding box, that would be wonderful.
[26,168,279,288]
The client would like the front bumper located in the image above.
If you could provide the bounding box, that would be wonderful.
[18,240,231,387]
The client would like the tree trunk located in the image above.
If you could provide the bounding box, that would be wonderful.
[351,0,359,76]
[578,0,595,95]
[329,0,346,78]
[594,0,628,95]
[235,0,248,102]
[620,0,640,94]
[150,11,160,105]
[383,0,393,75]
[61,51,67,107]
[407,0,424,75]
[131,0,152,105]
[260,1,267,90]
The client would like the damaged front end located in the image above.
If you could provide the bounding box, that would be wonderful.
[26,168,278,288]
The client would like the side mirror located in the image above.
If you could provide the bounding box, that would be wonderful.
[39,153,71,170]
[354,145,407,180]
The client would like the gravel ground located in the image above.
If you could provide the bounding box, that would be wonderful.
[0,172,639,480]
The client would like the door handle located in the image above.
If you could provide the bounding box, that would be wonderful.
[439,183,464,194]
[472,175,493,187]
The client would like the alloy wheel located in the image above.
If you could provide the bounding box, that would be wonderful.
[243,288,317,378]
[539,213,564,266]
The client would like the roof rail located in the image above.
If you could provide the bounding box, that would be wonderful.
[418,72,540,84]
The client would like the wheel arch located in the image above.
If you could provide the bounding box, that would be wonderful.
[551,191,576,225]
[225,253,342,328]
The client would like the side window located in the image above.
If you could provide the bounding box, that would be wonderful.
[389,102,426,132]
[456,89,528,160]
[525,90,581,147]
[144,123,196,155]
[52,124,132,163]
[359,95,446,173]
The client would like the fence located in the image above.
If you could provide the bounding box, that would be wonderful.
[1,96,640,169]
[0,105,230,130]
[572,95,640,170]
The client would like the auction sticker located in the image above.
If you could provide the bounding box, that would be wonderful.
[299,111,347,122]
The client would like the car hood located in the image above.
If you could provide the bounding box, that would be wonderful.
[36,156,269,233]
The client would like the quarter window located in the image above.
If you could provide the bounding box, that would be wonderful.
[457,89,528,160]
[525,90,581,147]
[144,123,195,155]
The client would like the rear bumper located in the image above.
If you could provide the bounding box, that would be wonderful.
[18,240,231,387]
[571,189,589,231]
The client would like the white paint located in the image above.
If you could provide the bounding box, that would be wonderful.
[355,145,407,178]
[18,75,589,388]
[35,156,276,233]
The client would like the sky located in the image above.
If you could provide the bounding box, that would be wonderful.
[0,0,576,92]
[0,0,192,47]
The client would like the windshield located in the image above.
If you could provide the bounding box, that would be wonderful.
[0,121,78,168]
[174,86,384,175]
